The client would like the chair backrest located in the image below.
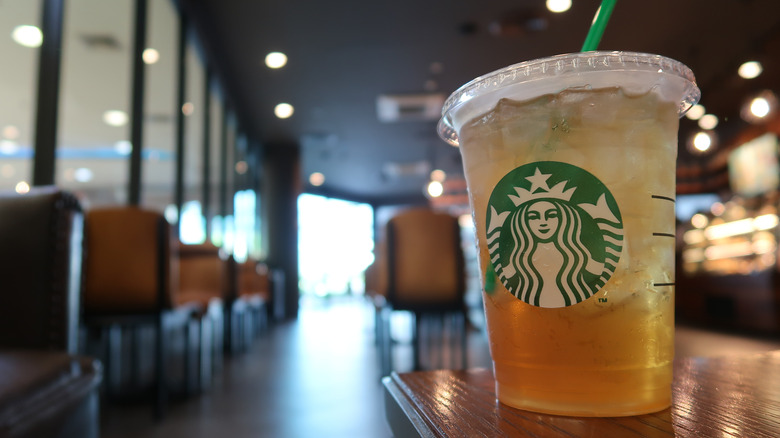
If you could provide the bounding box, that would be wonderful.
[385,208,465,311]
[237,259,270,300]
[83,207,174,314]
[0,187,84,354]
[177,242,232,306]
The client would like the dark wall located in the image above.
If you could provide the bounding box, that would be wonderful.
[263,144,301,319]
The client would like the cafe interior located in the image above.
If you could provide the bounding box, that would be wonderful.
[2,0,780,436]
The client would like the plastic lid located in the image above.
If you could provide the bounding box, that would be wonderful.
[438,51,700,146]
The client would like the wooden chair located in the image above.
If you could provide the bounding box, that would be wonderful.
[82,206,200,419]
[377,208,468,375]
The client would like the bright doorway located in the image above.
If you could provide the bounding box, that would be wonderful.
[297,194,374,297]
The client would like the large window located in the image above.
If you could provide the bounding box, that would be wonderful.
[0,0,42,192]
[176,32,207,243]
[57,0,134,208]
[142,0,178,212]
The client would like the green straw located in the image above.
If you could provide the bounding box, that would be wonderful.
[580,0,617,52]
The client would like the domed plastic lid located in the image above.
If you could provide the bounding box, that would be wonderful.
[438,51,700,146]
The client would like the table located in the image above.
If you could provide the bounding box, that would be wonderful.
[383,350,780,437]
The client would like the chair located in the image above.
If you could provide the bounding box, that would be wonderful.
[0,187,102,438]
[377,208,468,375]
[236,259,271,337]
[82,206,200,419]
[176,242,229,378]
[177,243,249,355]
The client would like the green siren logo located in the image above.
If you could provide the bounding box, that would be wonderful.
[487,161,623,308]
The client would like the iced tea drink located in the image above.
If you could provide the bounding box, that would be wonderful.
[439,52,699,416]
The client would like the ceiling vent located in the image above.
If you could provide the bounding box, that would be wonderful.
[376,93,445,123]
[80,33,122,51]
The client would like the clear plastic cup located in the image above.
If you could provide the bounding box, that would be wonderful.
[439,51,700,416]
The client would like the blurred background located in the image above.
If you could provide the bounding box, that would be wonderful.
[2,0,780,436]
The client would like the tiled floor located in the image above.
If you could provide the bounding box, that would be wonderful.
[100,296,780,438]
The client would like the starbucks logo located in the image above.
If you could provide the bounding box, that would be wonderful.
[486,161,623,308]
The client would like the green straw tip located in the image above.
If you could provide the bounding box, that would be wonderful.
[580,0,617,52]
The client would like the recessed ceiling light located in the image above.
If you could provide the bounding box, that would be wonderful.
[692,131,712,152]
[265,52,287,69]
[738,61,762,79]
[685,104,705,120]
[12,25,42,48]
[274,103,294,119]
[0,140,19,154]
[427,180,444,198]
[103,110,128,127]
[309,172,325,186]
[546,0,572,13]
[698,114,718,130]
[114,140,132,155]
[143,48,160,64]
[15,181,30,194]
[2,125,19,140]
[741,90,777,123]
[750,97,771,118]
[74,168,93,182]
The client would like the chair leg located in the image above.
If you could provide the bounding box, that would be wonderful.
[413,312,422,371]
[378,306,392,377]
[199,317,212,391]
[154,314,167,421]
[460,311,468,369]
[107,325,122,395]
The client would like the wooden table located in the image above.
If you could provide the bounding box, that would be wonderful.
[383,350,780,437]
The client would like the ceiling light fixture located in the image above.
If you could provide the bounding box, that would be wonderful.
[698,114,718,130]
[546,0,572,13]
[274,103,294,119]
[741,90,777,124]
[103,110,128,127]
[751,97,771,118]
[0,140,19,155]
[15,181,30,194]
[2,125,19,140]
[309,172,325,186]
[12,25,42,48]
[143,48,160,64]
[684,104,706,121]
[738,61,762,79]
[430,169,446,182]
[265,52,287,69]
[114,140,132,155]
[692,132,712,152]
[74,168,94,183]
[427,180,443,198]
[689,131,718,155]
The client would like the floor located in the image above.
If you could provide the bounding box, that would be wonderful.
[100,295,780,438]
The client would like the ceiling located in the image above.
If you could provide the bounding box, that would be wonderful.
[186,0,780,205]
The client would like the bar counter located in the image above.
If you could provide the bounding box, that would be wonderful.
[383,350,780,437]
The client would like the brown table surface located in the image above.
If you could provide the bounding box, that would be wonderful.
[383,350,780,437]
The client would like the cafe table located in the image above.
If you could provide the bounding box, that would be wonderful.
[383,350,780,437]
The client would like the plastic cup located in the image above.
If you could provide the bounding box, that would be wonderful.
[439,51,700,416]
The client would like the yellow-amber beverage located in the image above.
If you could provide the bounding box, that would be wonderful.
[438,52,699,416]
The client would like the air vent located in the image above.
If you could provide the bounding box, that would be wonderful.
[80,33,122,51]
[376,93,445,123]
